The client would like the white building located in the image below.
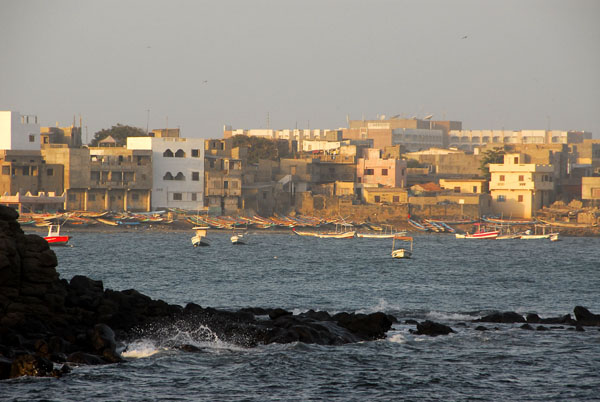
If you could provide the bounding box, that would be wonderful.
[391,128,444,151]
[0,111,40,151]
[127,136,205,210]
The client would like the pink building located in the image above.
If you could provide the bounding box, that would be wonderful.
[357,148,407,188]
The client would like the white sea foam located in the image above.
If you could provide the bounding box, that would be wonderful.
[387,333,407,344]
[426,311,477,322]
[122,340,160,358]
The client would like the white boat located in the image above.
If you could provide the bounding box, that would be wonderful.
[231,228,248,245]
[519,225,559,240]
[391,235,413,259]
[357,224,406,239]
[317,230,356,239]
[191,227,210,247]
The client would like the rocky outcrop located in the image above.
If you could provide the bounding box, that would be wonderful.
[0,206,394,379]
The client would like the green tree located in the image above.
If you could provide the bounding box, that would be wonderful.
[479,147,506,181]
[89,124,148,147]
[231,135,279,164]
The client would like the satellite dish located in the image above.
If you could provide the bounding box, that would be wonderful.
[424,114,433,120]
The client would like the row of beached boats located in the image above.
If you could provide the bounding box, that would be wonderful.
[18,211,173,228]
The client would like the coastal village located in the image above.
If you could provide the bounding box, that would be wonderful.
[1,110,599,236]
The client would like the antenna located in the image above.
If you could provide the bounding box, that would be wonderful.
[267,112,270,129]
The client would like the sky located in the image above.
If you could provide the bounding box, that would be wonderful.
[1,0,599,142]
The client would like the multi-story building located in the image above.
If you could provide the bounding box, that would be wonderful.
[42,146,153,212]
[0,150,63,198]
[204,138,244,214]
[356,148,407,188]
[488,153,555,218]
[449,129,592,151]
[127,132,204,210]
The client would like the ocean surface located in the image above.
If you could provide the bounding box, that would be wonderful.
[4,230,600,401]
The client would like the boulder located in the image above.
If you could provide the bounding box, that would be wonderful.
[476,311,526,323]
[413,320,455,336]
[574,306,600,326]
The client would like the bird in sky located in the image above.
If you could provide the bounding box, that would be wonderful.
[461,35,468,39]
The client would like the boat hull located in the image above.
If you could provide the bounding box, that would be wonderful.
[44,236,71,246]
[455,231,499,239]
[191,235,210,247]
[392,249,412,259]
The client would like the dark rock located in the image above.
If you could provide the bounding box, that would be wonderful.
[67,351,106,365]
[413,320,455,336]
[0,356,12,380]
[526,313,541,323]
[10,353,53,378]
[536,326,549,331]
[474,326,488,331]
[269,308,292,320]
[405,319,418,325]
[332,312,393,340]
[574,306,600,326]
[520,324,534,330]
[476,311,526,324]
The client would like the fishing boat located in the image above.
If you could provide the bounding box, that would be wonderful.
[519,225,559,240]
[391,235,413,259]
[455,223,499,239]
[231,225,248,245]
[356,224,406,238]
[44,225,71,246]
[407,219,430,232]
[191,227,210,247]
[316,222,356,239]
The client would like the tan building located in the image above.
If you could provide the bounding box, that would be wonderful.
[0,150,63,209]
[439,179,487,194]
[581,177,600,206]
[204,139,244,214]
[40,125,82,148]
[363,187,408,205]
[489,153,555,218]
[41,146,152,212]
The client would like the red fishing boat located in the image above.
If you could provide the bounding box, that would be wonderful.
[44,225,71,246]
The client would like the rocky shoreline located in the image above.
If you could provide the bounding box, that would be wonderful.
[1,205,599,380]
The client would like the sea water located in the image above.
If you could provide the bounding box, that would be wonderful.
[3,231,599,401]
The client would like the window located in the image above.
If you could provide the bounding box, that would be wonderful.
[2,166,10,175]
[29,134,35,142]
[132,194,139,201]
[518,175,524,182]
[192,171,200,181]
[22,167,29,176]
[518,195,524,202]
[47,168,54,176]
[263,192,267,199]
[224,181,229,189]
[175,149,186,157]
[454,186,461,193]
[499,175,505,181]
[174,172,185,181]
[514,157,519,164]
[163,149,174,157]
[365,169,374,175]
[381,169,388,176]
[374,195,381,203]
[232,181,238,189]
[69,194,76,201]
[173,193,182,201]
[393,196,399,203]
[91,171,100,181]
[88,194,96,201]
[163,172,174,180]
[191,193,197,201]
[191,149,200,157]
[473,186,478,193]
[497,195,506,202]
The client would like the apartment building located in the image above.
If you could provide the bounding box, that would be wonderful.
[449,129,592,151]
[204,138,244,214]
[42,146,152,212]
[489,153,555,218]
[127,133,204,210]
[0,111,40,151]
[356,148,407,188]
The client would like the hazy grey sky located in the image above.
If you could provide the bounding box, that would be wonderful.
[1,0,598,141]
